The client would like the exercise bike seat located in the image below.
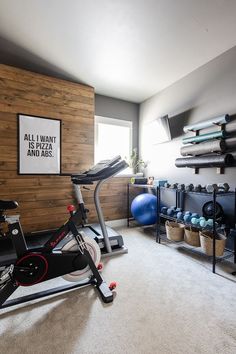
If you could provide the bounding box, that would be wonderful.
[0,200,18,211]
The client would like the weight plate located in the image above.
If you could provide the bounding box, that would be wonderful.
[202,201,223,219]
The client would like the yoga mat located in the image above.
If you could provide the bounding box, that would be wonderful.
[182,131,225,144]
[130,177,148,184]
[180,139,225,156]
[183,114,230,133]
[175,154,234,168]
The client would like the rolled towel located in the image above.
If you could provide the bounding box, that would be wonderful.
[225,119,236,134]
[225,137,236,151]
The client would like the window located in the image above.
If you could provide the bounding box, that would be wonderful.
[95,116,132,172]
[145,115,171,145]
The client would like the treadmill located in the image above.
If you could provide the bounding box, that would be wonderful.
[71,156,129,257]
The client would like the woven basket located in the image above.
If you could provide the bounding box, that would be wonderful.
[165,221,185,241]
[184,226,200,247]
[199,230,226,257]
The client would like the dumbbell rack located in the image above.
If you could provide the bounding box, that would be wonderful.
[156,186,236,274]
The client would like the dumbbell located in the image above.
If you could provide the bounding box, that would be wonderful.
[199,217,207,227]
[167,206,176,217]
[169,183,178,189]
[164,182,170,188]
[161,206,168,215]
[174,207,182,218]
[174,208,183,218]
[199,218,214,228]
[191,217,200,226]
[217,183,230,192]
[183,211,192,223]
[177,183,185,191]
[176,211,184,220]
[190,213,200,225]
[193,184,202,192]
[206,219,214,227]
[206,184,218,193]
[185,183,194,192]
[176,208,182,212]
[191,216,208,227]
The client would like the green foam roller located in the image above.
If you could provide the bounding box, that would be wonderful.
[182,131,226,144]
[130,177,148,184]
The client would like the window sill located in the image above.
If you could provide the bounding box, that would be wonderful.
[114,172,144,178]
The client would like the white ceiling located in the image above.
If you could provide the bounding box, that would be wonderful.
[0,0,236,103]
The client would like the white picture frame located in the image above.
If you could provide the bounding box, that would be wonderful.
[18,114,61,175]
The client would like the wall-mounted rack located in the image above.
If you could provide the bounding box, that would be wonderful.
[175,114,234,174]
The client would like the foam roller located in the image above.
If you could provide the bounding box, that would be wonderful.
[183,114,230,133]
[225,120,236,133]
[175,154,234,168]
[230,155,236,167]
[180,139,225,156]
[225,137,236,151]
[182,131,226,145]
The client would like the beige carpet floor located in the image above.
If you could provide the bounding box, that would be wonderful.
[0,226,236,354]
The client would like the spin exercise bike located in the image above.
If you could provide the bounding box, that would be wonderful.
[0,201,115,309]
[71,156,129,256]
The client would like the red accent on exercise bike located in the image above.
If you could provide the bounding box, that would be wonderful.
[67,205,75,212]
[97,263,103,270]
[15,253,49,287]
[109,281,117,290]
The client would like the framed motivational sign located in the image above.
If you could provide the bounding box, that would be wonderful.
[18,114,61,175]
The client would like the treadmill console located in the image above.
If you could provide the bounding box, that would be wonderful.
[71,156,128,184]
[87,156,122,177]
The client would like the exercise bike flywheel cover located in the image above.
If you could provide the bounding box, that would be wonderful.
[61,234,101,282]
[202,201,223,219]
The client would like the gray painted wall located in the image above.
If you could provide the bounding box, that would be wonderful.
[139,46,236,188]
[95,94,139,150]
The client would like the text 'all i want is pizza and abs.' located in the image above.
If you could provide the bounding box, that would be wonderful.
[24,134,57,157]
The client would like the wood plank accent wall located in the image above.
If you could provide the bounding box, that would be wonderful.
[0,64,129,233]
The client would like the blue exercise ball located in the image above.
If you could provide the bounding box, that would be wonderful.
[131,193,157,225]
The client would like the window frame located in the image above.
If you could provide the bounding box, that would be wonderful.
[94,115,133,164]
